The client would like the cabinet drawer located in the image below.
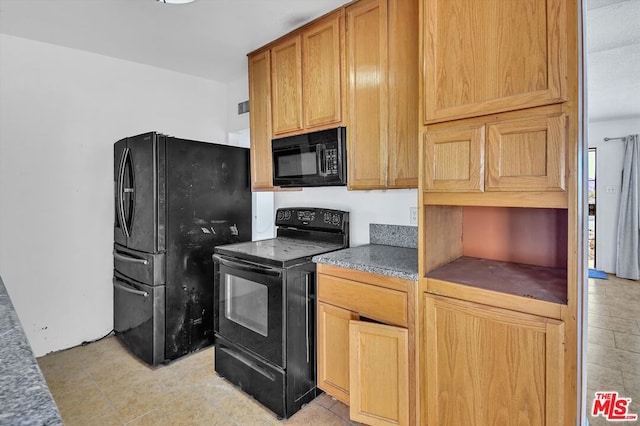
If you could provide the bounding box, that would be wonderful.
[318,274,408,327]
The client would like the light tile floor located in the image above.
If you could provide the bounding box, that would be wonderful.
[587,274,640,425]
[38,274,640,425]
[37,337,361,426]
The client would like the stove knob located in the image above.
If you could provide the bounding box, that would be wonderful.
[284,210,291,220]
[324,212,332,223]
[277,210,284,221]
[332,214,341,226]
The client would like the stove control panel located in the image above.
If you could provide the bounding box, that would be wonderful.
[275,207,349,232]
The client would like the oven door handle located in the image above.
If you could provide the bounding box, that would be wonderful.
[212,255,282,278]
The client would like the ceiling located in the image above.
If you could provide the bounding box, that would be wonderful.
[0,0,638,122]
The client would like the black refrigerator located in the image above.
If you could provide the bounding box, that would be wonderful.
[113,131,251,366]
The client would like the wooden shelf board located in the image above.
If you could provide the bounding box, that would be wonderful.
[426,256,567,305]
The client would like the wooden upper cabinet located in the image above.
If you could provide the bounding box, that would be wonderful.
[423,109,567,198]
[423,294,565,426]
[248,50,275,191]
[422,0,567,123]
[271,10,344,137]
[486,113,566,192]
[424,125,485,192]
[346,0,388,190]
[387,0,419,188]
[271,35,303,135]
[346,0,419,190]
[302,11,343,129]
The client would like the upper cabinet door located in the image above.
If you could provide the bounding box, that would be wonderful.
[271,35,303,135]
[424,124,485,192]
[423,0,567,123]
[302,11,343,129]
[485,113,566,192]
[248,50,276,191]
[346,0,388,190]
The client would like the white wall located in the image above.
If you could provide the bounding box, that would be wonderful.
[0,34,228,356]
[226,74,250,135]
[275,188,418,246]
[588,117,639,273]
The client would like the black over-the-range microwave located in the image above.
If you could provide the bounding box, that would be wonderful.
[272,126,347,188]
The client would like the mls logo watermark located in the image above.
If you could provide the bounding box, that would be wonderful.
[591,392,638,421]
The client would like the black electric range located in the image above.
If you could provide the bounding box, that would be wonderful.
[212,207,349,419]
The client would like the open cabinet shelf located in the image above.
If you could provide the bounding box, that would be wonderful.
[422,205,569,319]
[426,256,567,319]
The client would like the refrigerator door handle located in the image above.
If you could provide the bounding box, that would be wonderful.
[116,146,127,232]
[113,250,149,265]
[119,147,131,238]
[113,279,148,298]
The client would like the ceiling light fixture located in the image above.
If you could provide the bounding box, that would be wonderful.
[157,0,196,4]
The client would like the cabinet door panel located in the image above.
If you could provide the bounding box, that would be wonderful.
[423,295,564,426]
[346,0,388,189]
[486,114,566,192]
[387,0,419,188]
[248,50,275,191]
[424,125,485,192]
[350,320,409,426]
[303,11,343,129]
[423,0,567,123]
[271,36,303,135]
[317,302,358,404]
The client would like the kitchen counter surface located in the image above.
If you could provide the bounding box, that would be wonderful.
[0,276,63,425]
[313,244,418,281]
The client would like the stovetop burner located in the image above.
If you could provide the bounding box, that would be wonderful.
[214,207,349,268]
[214,236,345,267]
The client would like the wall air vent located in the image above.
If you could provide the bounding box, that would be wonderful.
[237,100,249,115]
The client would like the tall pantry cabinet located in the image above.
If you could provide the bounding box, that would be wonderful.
[418,0,584,425]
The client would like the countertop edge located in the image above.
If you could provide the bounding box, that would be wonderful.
[312,244,419,282]
[0,276,64,426]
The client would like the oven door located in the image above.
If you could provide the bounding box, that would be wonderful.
[213,254,285,367]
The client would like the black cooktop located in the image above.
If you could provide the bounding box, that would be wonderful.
[214,237,345,268]
[214,207,349,268]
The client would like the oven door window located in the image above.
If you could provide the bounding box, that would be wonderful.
[215,257,284,367]
[224,274,268,337]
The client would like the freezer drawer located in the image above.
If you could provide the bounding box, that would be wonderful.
[113,244,165,286]
[113,271,165,365]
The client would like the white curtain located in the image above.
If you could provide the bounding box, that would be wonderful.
[616,134,640,280]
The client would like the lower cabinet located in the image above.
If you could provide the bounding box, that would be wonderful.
[317,303,357,405]
[317,265,413,425]
[350,320,409,426]
[423,294,565,426]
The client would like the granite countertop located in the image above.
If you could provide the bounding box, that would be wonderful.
[0,276,63,426]
[312,224,418,281]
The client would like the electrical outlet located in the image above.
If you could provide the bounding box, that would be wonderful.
[606,186,616,193]
[410,207,418,225]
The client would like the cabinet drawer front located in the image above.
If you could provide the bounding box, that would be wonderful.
[318,274,408,327]
[424,125,485,192]
[486,113,566,192]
